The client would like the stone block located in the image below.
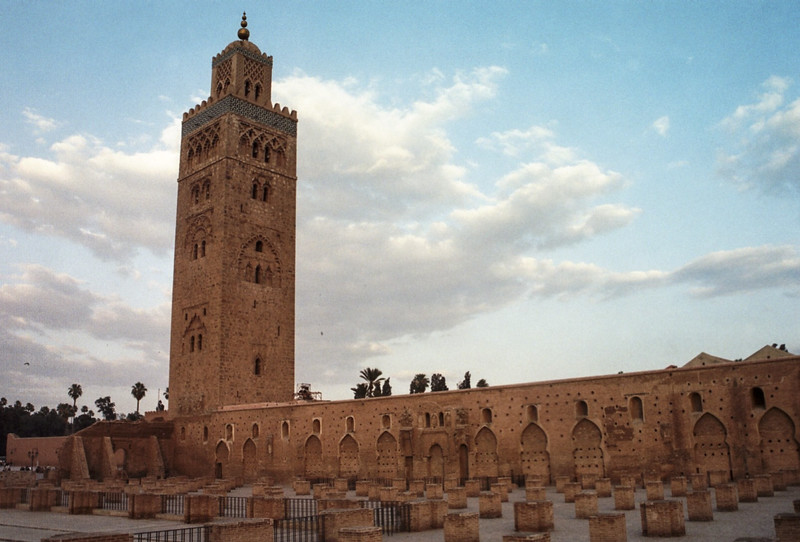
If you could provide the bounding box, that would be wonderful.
[563,482,581,503]
[644,480,664,501]
[355,480,371,497]
[555,476,570,493]
[444,511,479,542]
[639,500,685,537]
[338,526,383,542]
[581,474,598,489]
[686,490,713,521]
[595,478,612,498]
[320,508,374,542]
[689,473,707,491]
[250,496,285,519]
[714,483,739,512]
[754,474,774,497]
[479,491,502,519]
[619,475,638,489]
[465,479,481,497]
[525,486,546,502]
[447,486,467,509]
[669,476,687,497]
[491,482,509,502]
[426,484,443,500]
[514,501,554,532]
[185,494,218,524]
[589,513,627,542]
[708,470,729,486]
[502,535,550,542]
[129,493,161,520]
[613,486,635,511]
[378,487,398,502]
[775,513,800,542]
[575,491,598,519]
[293,480,311,495]
[737,478,758,502]
[207,518,274,542]
[408,479,425,497]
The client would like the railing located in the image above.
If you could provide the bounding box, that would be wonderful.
[58,489,69,508]
[161,494,185,515]
[99,491,128,511]
[218,496,248,518]
[284,498,318,518]
[274,516,321,542]
[134,526,208,542]
[360,501,411,535]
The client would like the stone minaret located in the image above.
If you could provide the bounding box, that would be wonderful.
[168,14,297,416]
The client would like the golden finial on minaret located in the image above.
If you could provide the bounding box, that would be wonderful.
[238,12,250,41]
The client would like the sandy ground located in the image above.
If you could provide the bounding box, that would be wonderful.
[1,484,797,541]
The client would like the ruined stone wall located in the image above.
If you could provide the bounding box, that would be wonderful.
[169,356,800,483]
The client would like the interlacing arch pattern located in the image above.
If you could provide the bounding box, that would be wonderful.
[190,177,212,206]
[242,58,265,101]
[238,235,281,287]
[185,215,213,261]
[215,59,233,97]
[238,125,287,167]
[186,124,221,169]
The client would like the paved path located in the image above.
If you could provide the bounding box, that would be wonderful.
[0,485,797,541]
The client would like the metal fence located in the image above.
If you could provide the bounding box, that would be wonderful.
[284,498,318,518]
[133,526,208,542]
[218,496,248,518]
[274,516,321,542]
[99,491,128,511]
[360,501,411,535]
[161,494,185,515]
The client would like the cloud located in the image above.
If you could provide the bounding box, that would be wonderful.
[284,70,643,380]
[717,76,800,196]
[671,245,800,297]
[22,108,58,134]
[0,264,170,408]
[0,122,179,263]
[652,116,670,137]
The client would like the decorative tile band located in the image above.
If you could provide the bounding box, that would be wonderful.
[183,95,296,137]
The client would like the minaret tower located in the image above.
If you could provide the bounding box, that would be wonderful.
[168,14,297,416]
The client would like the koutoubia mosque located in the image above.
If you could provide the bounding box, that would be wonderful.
[6,18,800,536]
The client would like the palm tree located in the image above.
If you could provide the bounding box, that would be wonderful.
[359,368,384,398]
[409,373,429,394]
[68,383,82,411]
[131,382,147,414]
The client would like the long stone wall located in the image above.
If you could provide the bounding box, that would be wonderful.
[168,355,800,483]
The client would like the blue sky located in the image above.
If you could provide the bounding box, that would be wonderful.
[1,2,798,415]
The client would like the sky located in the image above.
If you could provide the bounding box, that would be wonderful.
[1,2,799,416]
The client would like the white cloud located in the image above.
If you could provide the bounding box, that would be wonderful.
[0,126,178,262]
[22,107,58,134]
[717,77,800,196]
[652,116,670,137]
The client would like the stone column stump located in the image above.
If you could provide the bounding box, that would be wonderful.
[589,513,627,542]
[447,486,467,509]
[479,491,502,518]
[737,478,758,502]
[754,474,774,497]
[338,526,383,542]
[444,511,480,542]
[669,476,687,497]
[613,486,635,511]
[575,491,598,519]
[491,482,509,502]
[595,478,612,498]
[555,476,570,493]
[645,480,664,501]
[525,486,546,502]
[714,483,739,512]
[514,501,554,532]
[689,473,707,491]
[465,479,481,497]
[639,500,685,537]
[775,513,800,542]
[563,482,582,503]
[686,490,713,521]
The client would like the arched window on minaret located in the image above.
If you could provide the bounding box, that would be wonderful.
[216,82,223,96]
[254,83,262,101]
[252,141,259,159]
[190,335,195,352]
[262,184,269,202]
[254,357,262,375]
[244,80,251,97]
[255,240,263,252]
[197,334,203,351]
[200,240,206,257]
[264,146,270,163]
[193,244,198,260]
[254,265,262,284]
[252,183,258,199]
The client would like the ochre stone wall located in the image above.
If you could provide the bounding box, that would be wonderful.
[167,356,800,484]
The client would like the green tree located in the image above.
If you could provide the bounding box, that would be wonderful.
[457,371,471,389]
[351,383,368,399]
[431,373,448,392]
[476,379,489,388]
[381,378,392,397]
[95,396,116,420]
[409,373,429,394]
[67,383,82,412]
[131,382,147,414]
[359,368,385,398]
